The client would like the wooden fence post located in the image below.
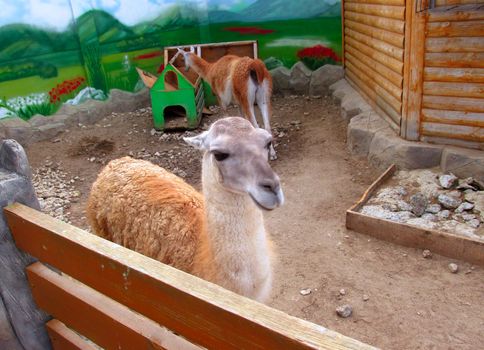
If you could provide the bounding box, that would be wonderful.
[0,139,51,349]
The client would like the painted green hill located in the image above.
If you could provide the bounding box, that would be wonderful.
[76,10,135,44]
[240,0,340,21]
[134,5,201,34]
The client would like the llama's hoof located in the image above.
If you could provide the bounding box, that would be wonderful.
[270,153,277,161]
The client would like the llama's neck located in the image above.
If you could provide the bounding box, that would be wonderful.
[188,54,211,78]
[196,155,272,301]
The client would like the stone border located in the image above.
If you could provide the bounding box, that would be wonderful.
[0,89,150,147]
[328,79,483,182]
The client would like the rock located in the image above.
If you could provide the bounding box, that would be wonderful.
[467,219,480,228]
[437,210,451,220]
[270,66,291,93]
[0,117,33,146]
[360,205,414,222]
[397,200,413,212]
[362,294,370,301]
[336,304,353,318]
[448,263,459,273]
[339,288,346,296]
[460,213,476,221]
[438,193,462,209]
[421,213,437,222]
[65,87,106,105]
[441,147,484,183]
[28,114,52,127]
[264,56,283,70]
[30,123,66,143]
[347,112,390,156]
[368,128,443,170]
[410,193,428,217]
[425,203,442,214]
[422,249,432,258]
[299,288,311,296]
[289,62,312,94]
[341,92,371,122]
[309,64,344,96]
[455,201,474,213]
[439,173,458,189]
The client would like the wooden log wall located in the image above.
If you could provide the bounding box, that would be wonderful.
[421,4,484,148]
[343,0,406,131]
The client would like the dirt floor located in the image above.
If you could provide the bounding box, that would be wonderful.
[25,95,484,349]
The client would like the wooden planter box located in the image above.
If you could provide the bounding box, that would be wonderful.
[346,165,484,266]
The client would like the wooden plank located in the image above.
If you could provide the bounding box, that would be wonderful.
[345,44,403,87]
[28,263,202,350]
[345,60,402,113]
[421,122,484,142]
[422,108,484,127]
[400,0,413,139]
[46,320,98,350]
[346,0,404,5]
[423,82,484,98]
[401,8,425,141]
[435,0,484,6]
[424,67,484,83]
[427,20,484,37]
[345,28,404,60]
[425,52,484,68]
[420,135,484,150]
[345,36,403,73]
[428,5,484,22]
[4,204,376,350]
[344,3,405,20]
[426,37,484,52]
[345,68,401,131]
[344,11,405,33]
[345,19,404,47]
[422,95,484,113]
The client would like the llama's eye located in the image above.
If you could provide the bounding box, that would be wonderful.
[266,141,272,150]
[213,152,229,161]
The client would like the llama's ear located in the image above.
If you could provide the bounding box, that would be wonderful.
[183,131,208,150]
[190,46,195,53]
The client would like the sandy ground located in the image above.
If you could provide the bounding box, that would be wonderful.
[24,95,484,349]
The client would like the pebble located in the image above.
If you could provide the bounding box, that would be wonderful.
[439,173,458,189]
[467,219,480,228]
[425,203,442,214]
[438,193,462,209]
[437,210,451,219]
[448,263,459,273]
[299,288,311,296]
[362,294,370,301]
[339,288,346,296]
[410,193,428,217]
[422,249,432,259]
[397,200,413,212]
[336,305,353,318]
[455,201,474,213]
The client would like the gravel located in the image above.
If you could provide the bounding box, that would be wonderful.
[336,304,353,318]
[448,263,459,273]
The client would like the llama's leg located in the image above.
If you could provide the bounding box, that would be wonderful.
[256,81,277,160]
[236,81,259,128]
[216,95,228,115]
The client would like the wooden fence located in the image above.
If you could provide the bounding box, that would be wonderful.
[4,203,376,350]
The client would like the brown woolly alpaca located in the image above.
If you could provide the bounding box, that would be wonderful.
[178,48,277,160]
[86,117,284,302]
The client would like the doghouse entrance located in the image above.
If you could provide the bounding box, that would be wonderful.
[163,105,189,130]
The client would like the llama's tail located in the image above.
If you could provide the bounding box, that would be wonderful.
[248,59,267,85]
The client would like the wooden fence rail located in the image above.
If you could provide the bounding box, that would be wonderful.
[4,203,376,350]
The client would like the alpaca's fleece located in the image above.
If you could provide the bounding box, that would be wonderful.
[86,157,206,273]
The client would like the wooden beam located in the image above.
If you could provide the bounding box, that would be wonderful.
[345,28,404,60]
[424,67,484,83]
[421,122,484,142]
[344,3,405,20]
[46,320,98,350]
[423,95,484,113]
[425,52,484,68]
[422,108,484,127]
[427,5,484,22]
[427,20,484,37]
[423,82,484,98]
[346,0,404,5]
[345,19,404,47]
[426,37,484,53]
[4,204,376,350]
[435,0,484,5]
[344,11,405,33]
[345,36,403,73]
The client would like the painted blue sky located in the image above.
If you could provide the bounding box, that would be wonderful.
[0,0,256,30]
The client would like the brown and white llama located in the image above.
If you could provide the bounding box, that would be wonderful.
[177,47,277,160]
[86,117,284,302]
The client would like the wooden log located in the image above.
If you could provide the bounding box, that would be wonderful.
[435,0,484,6]
[46,320,98,350]
[428,5,484,22]
[424,67,484,83]
[420,135,483,150]
[427,20,484,37]
[345,51,403,98]
[344,11,404,33]
[28,263,201,350]
[345,44,403,87]
[344,3,405,20]
[345,36,403,73]
[4,204,376,350]
[422,108,484,127]
[346,0,404,5]
[423,95,484,113]
[426,37,484,52]
[425,52,484,68]
[423,82,484,98]
[345,19,404,47]
[421,122,484,142]
[345,28,404,60]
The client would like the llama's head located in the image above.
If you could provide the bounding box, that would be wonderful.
[184,117,284,210]
[177,47,195,72]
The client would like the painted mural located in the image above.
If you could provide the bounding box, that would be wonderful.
[0,0,341,120]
